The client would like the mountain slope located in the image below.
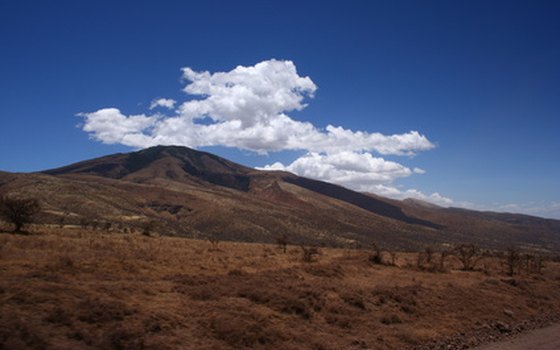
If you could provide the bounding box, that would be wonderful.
[43,146,440,229]
[1,146,559,252]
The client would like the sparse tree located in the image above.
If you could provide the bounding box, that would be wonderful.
[425,246,434,264]
[300,245,319,263]
[369,242,384,264]
[276,233,288,253]
[142,220,157,236]
[0,196,40,233]
[452,244,482,271]
[208,237,221,251]
[91,220,99,231]
[58,212,69,228]
[533,255,545,274]
[389,251,397,266]
[503,248,521,276]
[439,250,449,271]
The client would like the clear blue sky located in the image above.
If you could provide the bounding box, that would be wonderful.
[1,1,559,218]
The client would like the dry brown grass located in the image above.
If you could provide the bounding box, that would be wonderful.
[1,227,560,349]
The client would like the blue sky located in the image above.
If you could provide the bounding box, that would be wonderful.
[1,1,559,218]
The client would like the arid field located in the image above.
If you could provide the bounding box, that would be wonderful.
[1,226,559,350]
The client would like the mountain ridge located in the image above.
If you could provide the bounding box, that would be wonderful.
[0,145,558,252]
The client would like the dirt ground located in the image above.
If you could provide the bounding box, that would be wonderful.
[472,323,560,350]
[1,227,560,349]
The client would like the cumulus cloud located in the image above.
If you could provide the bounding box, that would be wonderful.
[367,184,454,207]
[81,59,434,154]
[149,98,176,110]
[80,59,446,204]
[80,108,157,146]
[261,152,412,190]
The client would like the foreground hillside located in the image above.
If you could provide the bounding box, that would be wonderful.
[1,145,560,251]
[1,228,560,350]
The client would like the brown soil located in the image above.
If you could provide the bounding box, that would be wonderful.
[1,227,560,349]
[472,323,560,350]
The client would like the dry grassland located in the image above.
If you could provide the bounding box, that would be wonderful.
[1,227,560,350]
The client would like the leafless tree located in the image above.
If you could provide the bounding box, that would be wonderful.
[369,242,384,264]
[503,248,521,276]
[300,245,319,263]
[388,251,397,266]
[142,220,158,236]
[439,250,450,271]
[208,237,221,251]
[425,246,435,264]
[0,196,40,233]
[452,244,484,271]
[276,233,288,253]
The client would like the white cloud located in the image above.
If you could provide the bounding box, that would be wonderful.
[260,151,454,207]
[404,189,454,206]
[368,184,454,206]
[80,108,157,145]
[81,59,434,155]
[261,151,412,190]
[80,59,443,203]
[150,98,176,110]
[492,201,560,219]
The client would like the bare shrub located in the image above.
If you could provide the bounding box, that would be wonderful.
[416,247,448,272]
[208,237,221,251]
[77,298,134,324]
[0,316,48,349]
[141,220,157,236]
[49,255,76,272]
[0,196,40,233]
[380,313,402,325]
[452,244,485,271]
[388,251,397,266]
[439,250,450,271]
[300,245,319,263]
[531,255,545,274]
[425,246,434,264]
[57,213,67,228]
[106,327,145,350]
[369,243,384,264]
[44,307,72,326]
[210,308,284,348]
[503,248,521,276]
[276,233,288,253]
[80,217,90,230]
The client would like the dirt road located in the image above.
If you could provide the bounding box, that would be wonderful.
[472,323,560,350]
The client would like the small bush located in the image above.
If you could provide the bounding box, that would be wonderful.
[380,313,402,325]
[77,298,134,324]
[208,237,221,251]
[106,327,145,350]
[276,233,288,253]
[369,243,384,264]
[300,245,319,263]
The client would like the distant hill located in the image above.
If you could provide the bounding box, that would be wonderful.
[1,145,559,252]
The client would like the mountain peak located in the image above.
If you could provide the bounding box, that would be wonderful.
[43,145,255,191]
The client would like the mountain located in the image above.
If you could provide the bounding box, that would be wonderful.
[1,145,559,252]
